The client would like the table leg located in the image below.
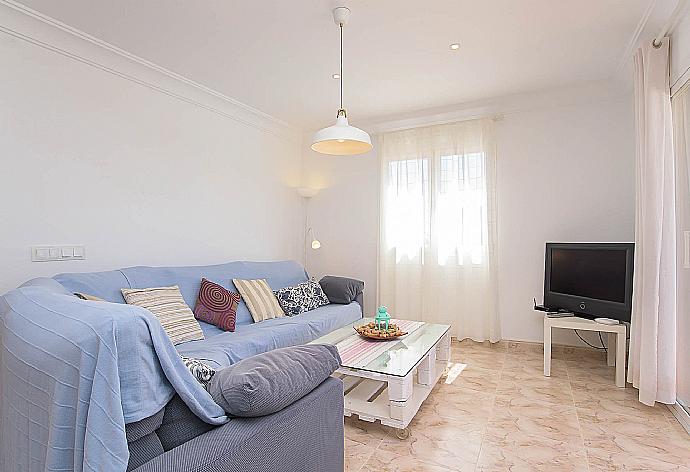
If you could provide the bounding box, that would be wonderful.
[418,348,436,386]
[607,332,616,367]
[615,330,626,388]
[436,332,451,363]
[388,374,413,423]
[544,321,552,377]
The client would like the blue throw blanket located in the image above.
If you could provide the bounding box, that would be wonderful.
[0,280,227,472]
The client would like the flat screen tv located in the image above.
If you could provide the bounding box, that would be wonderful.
[544,242,634,322]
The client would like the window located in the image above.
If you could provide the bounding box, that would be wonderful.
[385,152,488,265]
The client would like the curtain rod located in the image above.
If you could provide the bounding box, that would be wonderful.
[653,0,688,48]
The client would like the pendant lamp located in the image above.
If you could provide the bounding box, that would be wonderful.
[311,7,372,156]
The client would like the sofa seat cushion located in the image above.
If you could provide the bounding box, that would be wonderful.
[207,344,341,417]
[126,408,165,471]
[157,395,215,451]
[176,302,362,368]
[127,432,164,472]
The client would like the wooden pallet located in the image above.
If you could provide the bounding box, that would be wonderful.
[335,332,451,431]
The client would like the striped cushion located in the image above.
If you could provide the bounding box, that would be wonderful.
[232,278,285,322]
[121,286,204,344]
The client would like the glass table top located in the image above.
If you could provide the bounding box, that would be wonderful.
[310,318,450,378]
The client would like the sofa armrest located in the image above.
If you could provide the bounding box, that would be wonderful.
[319,275,364,309]
[132,377,344,472]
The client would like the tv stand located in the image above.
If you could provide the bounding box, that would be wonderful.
[543,315,627,387]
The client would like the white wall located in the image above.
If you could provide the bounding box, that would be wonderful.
[0,14,303,294]
[302,143,379,314]
[496,95,635,344]
[671,5,690,92]
[304,90,636,344]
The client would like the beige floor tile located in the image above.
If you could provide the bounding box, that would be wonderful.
[562,345,607,362]
[488,394,584,449]
[578,406,682,441]
[496,376,574,406]
[586,446,690,471]
[376,415,482,471]
[502,356,569,381]
[570,380,639,408]
[566,362,618,386]
[341,340,690,472]
[582,428,690,470]
[451,347,505,371]
[440,363,500,392]
[345,438,377,472]
[361,448,460,472]
[344,416,399,470]
[476,429,589,472]
[576,397,671,427]
[420,385,496,424]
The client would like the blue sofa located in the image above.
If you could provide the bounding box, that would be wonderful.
[0,260,363,472]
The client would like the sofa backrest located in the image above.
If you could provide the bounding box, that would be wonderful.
[54,269,131,303]
[53,260,308,326]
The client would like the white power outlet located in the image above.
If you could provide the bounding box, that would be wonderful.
[32,246,86,262]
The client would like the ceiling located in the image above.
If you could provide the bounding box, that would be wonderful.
[19,0,660,129]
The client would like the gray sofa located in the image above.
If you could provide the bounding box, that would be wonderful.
[0,260,363,472]
[127,380,344,472]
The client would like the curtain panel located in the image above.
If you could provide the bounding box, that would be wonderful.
[671,81,690,414]
[377,119,500,342]
[628,38,677,406]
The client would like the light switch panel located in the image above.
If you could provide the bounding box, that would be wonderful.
[32,246,86,262]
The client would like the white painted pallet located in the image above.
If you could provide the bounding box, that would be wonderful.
[337,332,451,430]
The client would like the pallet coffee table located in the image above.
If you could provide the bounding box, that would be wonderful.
[311,318,451,439]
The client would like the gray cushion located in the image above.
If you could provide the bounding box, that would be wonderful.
[207,344,341,417]
[319,276,364,304]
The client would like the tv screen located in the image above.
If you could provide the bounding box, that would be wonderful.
[549,248,627,303]
[544,243,634,322]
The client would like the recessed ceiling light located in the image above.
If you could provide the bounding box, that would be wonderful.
[449,43,460,50]
[332,73,341,79]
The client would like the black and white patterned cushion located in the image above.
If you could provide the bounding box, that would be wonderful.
[274,278,330,316]
[181,356,216,390]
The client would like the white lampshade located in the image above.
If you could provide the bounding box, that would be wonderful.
[311,239,321,250]
[311,115,372,156]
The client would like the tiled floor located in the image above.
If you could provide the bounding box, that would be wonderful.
[344,339,690,471]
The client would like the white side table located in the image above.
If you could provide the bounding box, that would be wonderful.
[543,315,627,387]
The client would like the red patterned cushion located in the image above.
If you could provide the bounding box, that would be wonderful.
[193,278,241,332]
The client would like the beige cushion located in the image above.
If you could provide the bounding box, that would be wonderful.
[232,279,285,322]
[121,285,204,344]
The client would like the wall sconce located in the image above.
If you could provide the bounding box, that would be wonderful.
[308,227,321,250]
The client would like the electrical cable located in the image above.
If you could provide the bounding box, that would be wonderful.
[574,329,607,351]
[598,331,608,355]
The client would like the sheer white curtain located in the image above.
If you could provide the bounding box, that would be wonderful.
[628,38,677,406]
[672,81,690,414]
[378,119,500,342]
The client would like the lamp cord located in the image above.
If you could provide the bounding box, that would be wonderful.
[339,23,343,111]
